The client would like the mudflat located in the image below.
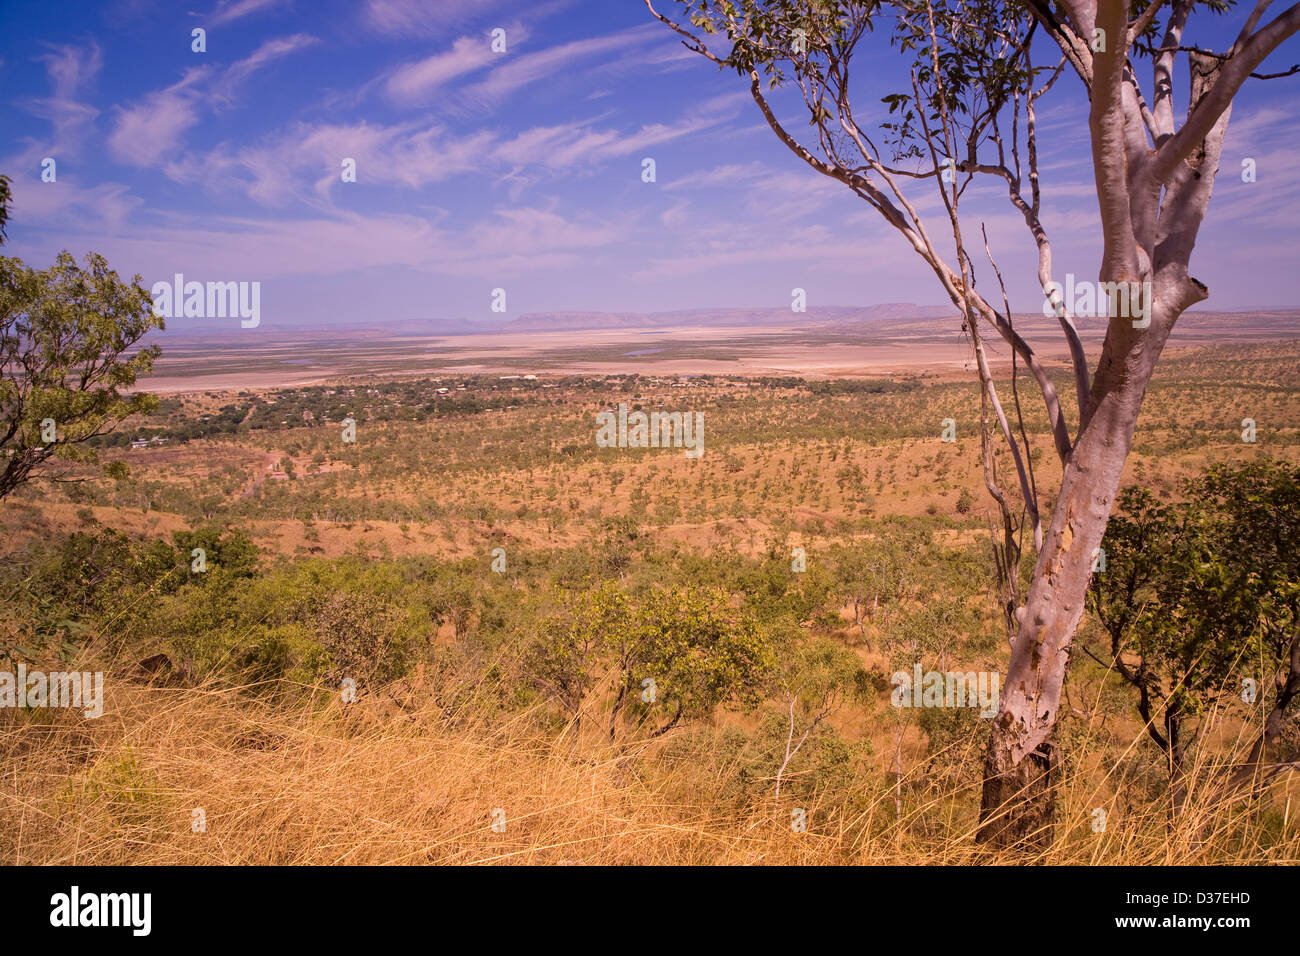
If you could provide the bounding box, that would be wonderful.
[137,309,1300,392]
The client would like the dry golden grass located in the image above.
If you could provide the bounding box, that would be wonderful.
[3,652,1295,866]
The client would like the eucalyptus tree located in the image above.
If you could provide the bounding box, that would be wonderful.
[647,0,1300,845]
[0,179,162,499]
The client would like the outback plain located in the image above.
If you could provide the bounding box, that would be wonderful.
[2,310,1297,865]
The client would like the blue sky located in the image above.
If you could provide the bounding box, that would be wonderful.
[2,0,1299,331]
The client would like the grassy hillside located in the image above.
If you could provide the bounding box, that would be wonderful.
[2,339,1297,864]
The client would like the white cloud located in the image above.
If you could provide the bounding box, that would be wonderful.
[163,120,498,204]
[106,33,316,167]
[20,202,624,286]
[20,43,103,150]
[3,176,143,236]
[212,33,319,105]
[161,87,744,206]
[495,93,745,170]
[108,69,206,167]
[39,42,102,99]
[461,25,662,105]
[209,0,285,26]
[385,35,501,104]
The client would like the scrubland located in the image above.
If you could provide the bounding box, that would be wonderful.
[2,339,1297,864]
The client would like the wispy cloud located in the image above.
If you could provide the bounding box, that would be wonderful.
[662,159,843,224]
[29,201,625,286]
[163,88,745,207]
[461,25,662,105]
[9,179,144,236]
[208,0,286,26]
[107,33,317,166]
[384,34,508,104]
[163,119,497,204]
[107,68,207,167]
[211,32,319,105]
[20,43,103,150]
[496,92,746,169]
[663,162,767,191]
[38,42,102,99]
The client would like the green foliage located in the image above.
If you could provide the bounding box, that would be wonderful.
[769,635,876,791]
[624,586,775,725]
[171,525,261,582]
[524,582,625,719]
[0,174,10,245]
[0,249,162,498]
[883,595,982,672]
[28,527,176,614]
[783,631,874,695]
[828,534,913,610]
[527,581,776,739]
[668,0,1040,173]
[915,701,982,784]
[149,558,423,687]
[1090,460,1300,768]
